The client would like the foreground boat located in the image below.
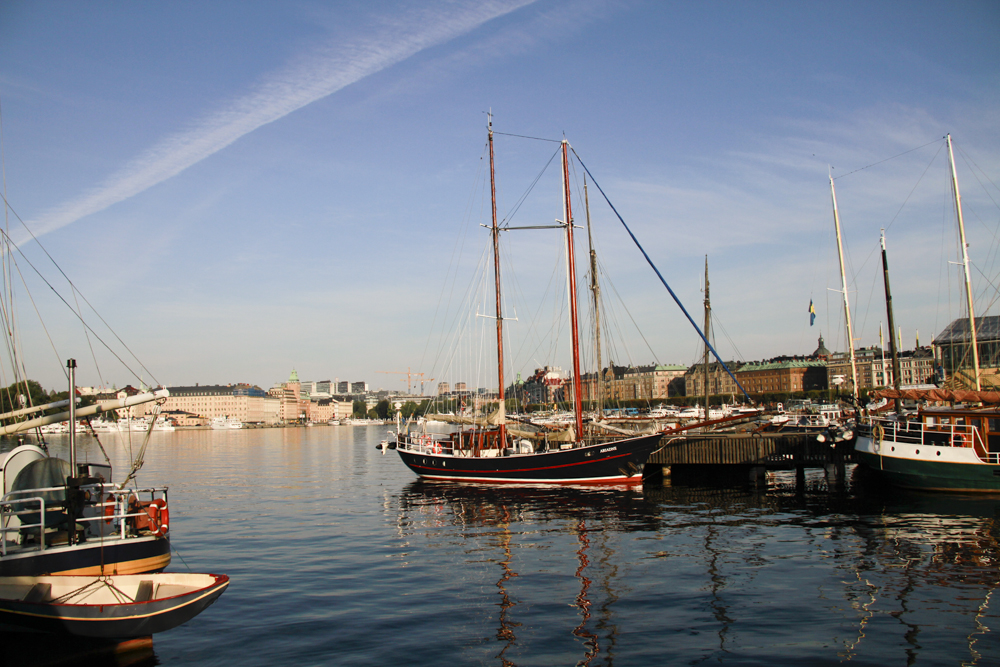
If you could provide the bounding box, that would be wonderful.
[853,136,998,492]
[0,572,228,637]
[0,384,173,577]
[857,391,1000,492]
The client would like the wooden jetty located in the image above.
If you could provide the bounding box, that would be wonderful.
[648,432,855,486]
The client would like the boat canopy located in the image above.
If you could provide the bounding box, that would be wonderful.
[871,388,1000,404]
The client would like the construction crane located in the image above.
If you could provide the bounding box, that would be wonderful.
[376,368,435,395]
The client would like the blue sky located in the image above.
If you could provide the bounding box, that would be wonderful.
[0,0,998,394]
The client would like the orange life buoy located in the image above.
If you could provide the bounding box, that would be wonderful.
[145,498,169,536]
[104,494,116,524]
[953,433,968,447]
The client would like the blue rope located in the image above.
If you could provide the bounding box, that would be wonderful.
[571,149,752,403]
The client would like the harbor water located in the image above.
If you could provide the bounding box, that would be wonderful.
[10,425,1000,665]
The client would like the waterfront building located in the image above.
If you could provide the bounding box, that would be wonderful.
[164,384,278,424]
[684,361,745,399]
[437,382,450,396]
[350,381,368,394]
[336,380,350,394]
[736,360,827,394]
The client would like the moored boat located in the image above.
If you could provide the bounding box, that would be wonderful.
[0,572,228,637]
[856,395,1000,492]
[390,118,675,484]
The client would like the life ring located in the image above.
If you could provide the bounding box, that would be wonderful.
[104,494,116,524]
[953,432,969,447]
[145,498,169,536]
[873,424,884,447]
[432,440,441,454]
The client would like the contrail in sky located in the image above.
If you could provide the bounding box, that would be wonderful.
[23,1,535,242]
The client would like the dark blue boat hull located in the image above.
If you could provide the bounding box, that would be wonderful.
[395,432,664,484]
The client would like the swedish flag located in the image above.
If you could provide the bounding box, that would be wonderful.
[809,299,816,326]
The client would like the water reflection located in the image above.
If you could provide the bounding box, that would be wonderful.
[393,478,1000,665]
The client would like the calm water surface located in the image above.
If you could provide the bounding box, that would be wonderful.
[15,425,1000,665]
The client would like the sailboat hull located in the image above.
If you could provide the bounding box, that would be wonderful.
[855,435,1000,493]
[395,432,664,484]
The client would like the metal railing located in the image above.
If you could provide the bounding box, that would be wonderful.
[862,419,999,463]
[1,484,168,556]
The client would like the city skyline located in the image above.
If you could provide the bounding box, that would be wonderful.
[1,1,997,392]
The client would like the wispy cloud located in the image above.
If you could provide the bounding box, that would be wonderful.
[21,0,535,242]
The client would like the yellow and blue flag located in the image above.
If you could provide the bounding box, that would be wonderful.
[809,299,816,326]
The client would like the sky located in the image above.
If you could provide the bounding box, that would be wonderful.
[0,0,998,394]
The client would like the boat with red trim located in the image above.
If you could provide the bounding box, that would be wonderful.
[0,572,228,637]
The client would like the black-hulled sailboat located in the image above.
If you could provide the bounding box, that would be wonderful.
[390,119,664,484]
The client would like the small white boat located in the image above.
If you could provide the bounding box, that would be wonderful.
[0,572,229,637]
[209,417,243,430]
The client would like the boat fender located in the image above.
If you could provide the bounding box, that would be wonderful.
[104,493,116,524]
[146,498,169,536]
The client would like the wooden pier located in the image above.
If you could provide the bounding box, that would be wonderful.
[648,432,855,486]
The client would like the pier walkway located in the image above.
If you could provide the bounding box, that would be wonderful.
[648,432,855,485]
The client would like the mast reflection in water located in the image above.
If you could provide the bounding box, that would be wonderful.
[392,472,1000,666]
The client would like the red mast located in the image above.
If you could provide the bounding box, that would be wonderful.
[562,140,584,442]
[489,114,506,443]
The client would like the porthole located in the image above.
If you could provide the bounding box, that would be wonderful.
[915,449,920,455]
[936,451,941,457]
[891,446,895,452]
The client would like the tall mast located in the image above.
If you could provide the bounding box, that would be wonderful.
[830,176,858,401]
[703,256,711,417]
[948,134,980,390]
[488,114,506,437]
[562,140,584,441]
[880,230,901,406]
[584,175,602,417]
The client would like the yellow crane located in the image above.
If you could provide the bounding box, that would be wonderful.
[376,368,435,395]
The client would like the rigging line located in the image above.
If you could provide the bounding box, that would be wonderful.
[0,192,160,385]
[71,286,105,388]
[9,255,65,379]
[596,254,660,365]
[0,228,149,383]
[498,146,560,227]
[570,148,752,402]
[956,143,1000,209]
[712,315,744,362]
[492,131,561,144]
[832,138,942,181]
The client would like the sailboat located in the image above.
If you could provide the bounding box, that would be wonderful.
[388,119,665,484]
[853,135,1000,492]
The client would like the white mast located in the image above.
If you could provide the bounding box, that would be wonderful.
[947,134,980,390]
[830,175,858,400]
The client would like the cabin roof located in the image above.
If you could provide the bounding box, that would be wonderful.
[935,316,1000,344]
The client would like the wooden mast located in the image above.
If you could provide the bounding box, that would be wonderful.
[830,175,859,401]
[584,175,603,417]
[703,256,711,418]
[488,114,506,440]
[880,230,901,408]
[562,139,584,442]
[948,134,980,390]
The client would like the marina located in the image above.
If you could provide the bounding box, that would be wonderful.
[3,425,998,665]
